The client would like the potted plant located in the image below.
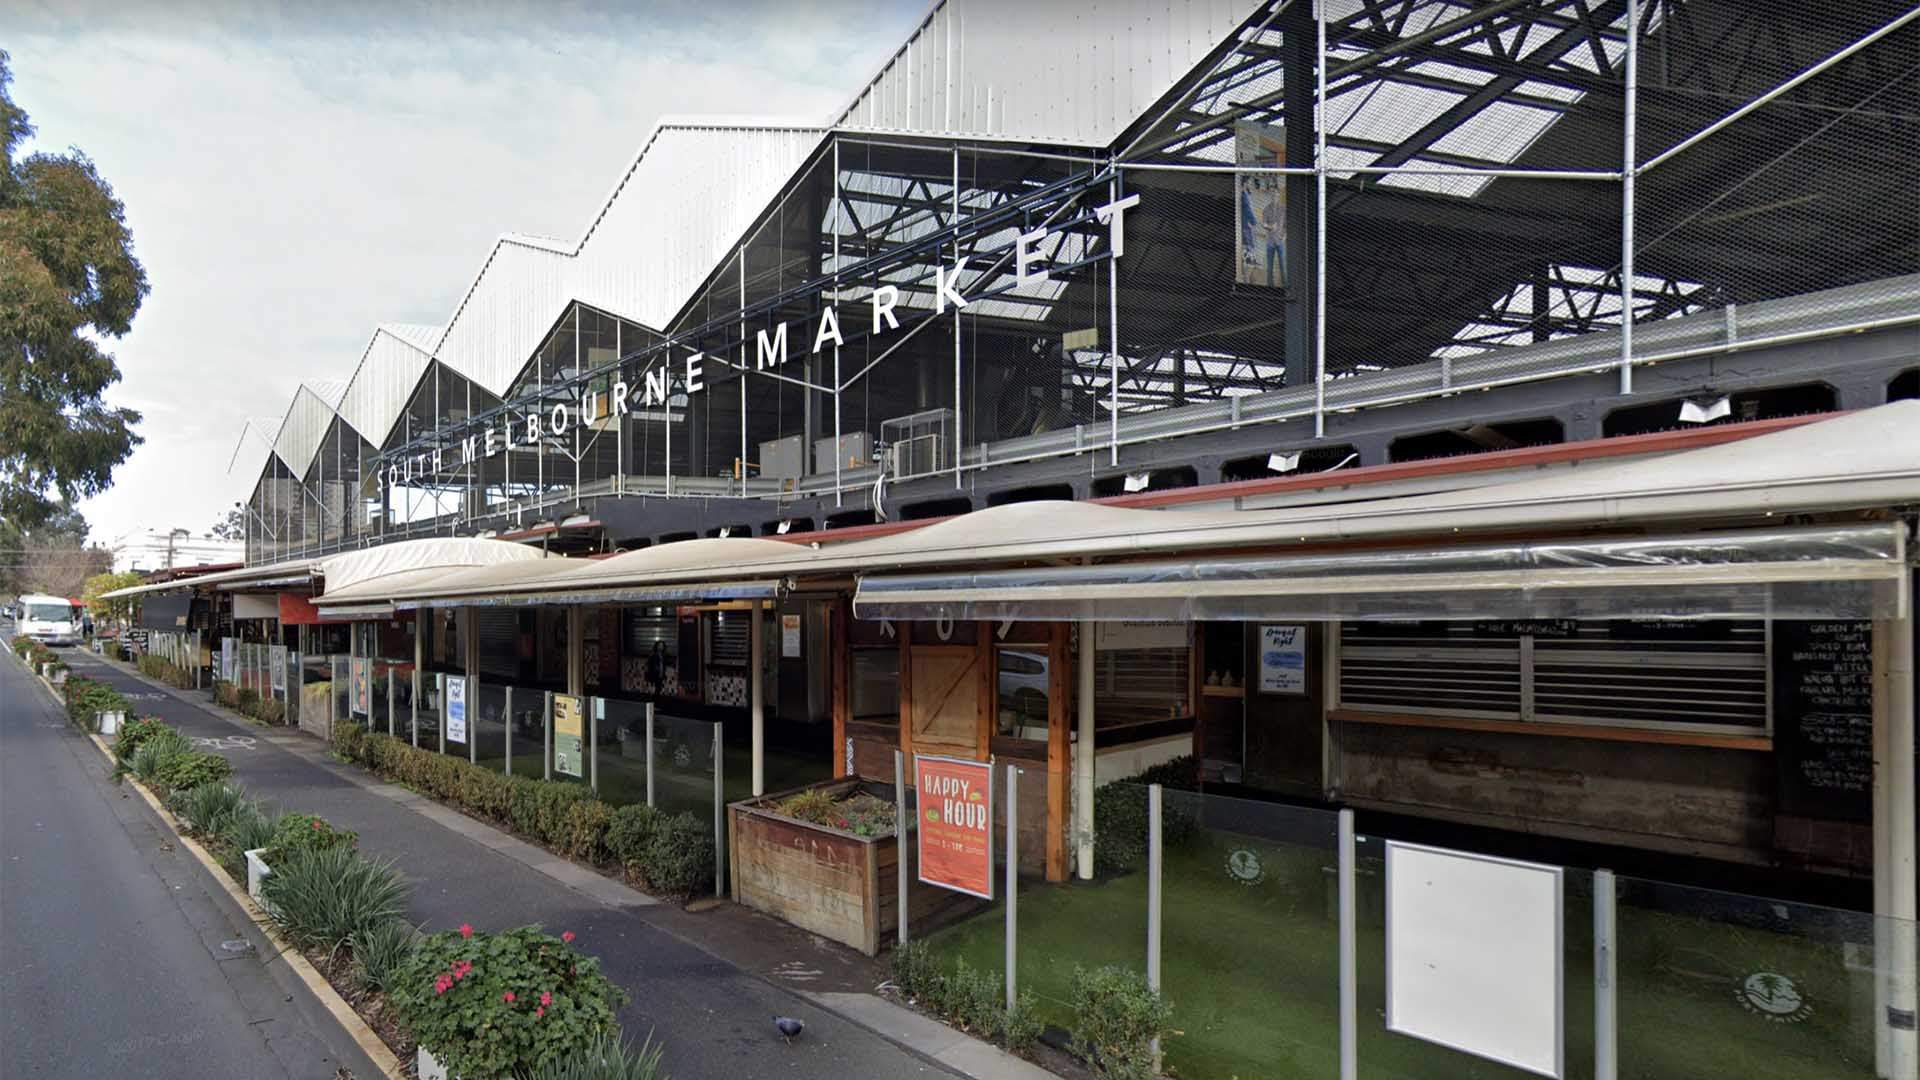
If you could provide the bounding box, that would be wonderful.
[729,778,971,956]
[247,813,355,907]
[391,923,627,1079]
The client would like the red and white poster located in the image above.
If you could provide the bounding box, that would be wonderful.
[915,754,994,900]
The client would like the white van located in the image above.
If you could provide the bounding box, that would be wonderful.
[18,593,79,647]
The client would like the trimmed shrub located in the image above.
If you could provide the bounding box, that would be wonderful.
[260,812,358,866]
[261,846,410,955]
[257,698,285,725]
[560,799,614,864]
[519,1032,666,1080]
[390,924,628,1079]
[1092,755,1200,874]
[605,804,663,868]
[332,719,368,763]
[1067,965,1173,1080]
[509,779,592,848]
[890,940,942,1001]
[636,812,713,899]
[152,751,233,797]
[457,765,515,822]
[350,917,419,994]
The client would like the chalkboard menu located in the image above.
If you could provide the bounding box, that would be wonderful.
[1773,621,1873,822]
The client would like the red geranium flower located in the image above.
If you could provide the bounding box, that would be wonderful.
[502,991,515,1003]
[561,931,574,943]
[539,991,552,1006]
[534,1006,545,1019]
[310,820,322,830]
[459,923,474,938]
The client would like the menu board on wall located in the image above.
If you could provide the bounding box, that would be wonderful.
[1772,621,1872,822]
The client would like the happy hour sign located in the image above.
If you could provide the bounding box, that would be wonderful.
[915,754,994,900]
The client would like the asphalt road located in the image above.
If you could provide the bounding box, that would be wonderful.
[55,649,965,1080]
[0,647,383,1079]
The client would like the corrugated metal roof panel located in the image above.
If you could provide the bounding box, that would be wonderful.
[273,384,340,478]
[337,325,436,448]
[835,0,1262,146]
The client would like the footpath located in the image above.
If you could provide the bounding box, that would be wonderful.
[64,648,1055,1080]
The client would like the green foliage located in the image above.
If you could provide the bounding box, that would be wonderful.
[635,812,713,899]
[136,652,194,688]
[174,781,248,835]
[891,940,942,999]
[260,845,410,956]
[236,686,260,714]
[259,811,357,866]
[111,714,171,763]
[605,804,663,867]
[151,750,232,796]
[332,718,367,763]
[890,942,1040,1053]
[1002,989,1045,1056]
[1067,965,1173,1080]
[126,729,192,785]
[0,51,148,528]
[775,786,897,837]
[510,779,593,848]
[61,673,127,731]
[516,1032,666,1080]
[456,763,515,821]
[560,799,614,864]
[220,800,277,855]
[1092,756,1199,874]
[81,569,143,625]
[390,925,628,1079]
[350,917,419,995]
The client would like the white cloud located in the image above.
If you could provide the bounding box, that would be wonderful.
[7,0,924,544]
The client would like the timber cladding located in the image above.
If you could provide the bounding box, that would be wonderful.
[728,784,971,956]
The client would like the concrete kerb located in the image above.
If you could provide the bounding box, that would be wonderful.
[94,652,1066,1080]
[81,731,408,1080]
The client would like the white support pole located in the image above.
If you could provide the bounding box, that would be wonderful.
[953,146,963,490]
[1148,782,1164,1069]
[544,690,553,780]
[1877,594,1918,1079]
[1338,808,1356,1080]
[589,697,600,793]
[645,701,656,806]
[1619,0,1639,396]
[1005,762,1018,1010]
[504,685,514,777]
[439,674,448,755]
[896,748,910,946]
[714,722,727,898]
[1595,868,1617,1080]
[1076,622,1097,879]
[386,666,395,737]
[750,599,765,797]
[1313,0,1329,437]
[412,621,423,748]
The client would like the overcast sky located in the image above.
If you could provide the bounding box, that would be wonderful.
[9,0,923,549]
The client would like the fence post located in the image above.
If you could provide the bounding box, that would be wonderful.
[644,702,656,807]
[713,722,726,899]
[1005,762,1018,1010]
[589,697,600,793]
[504,686,514,776]
[439,675,448,754]
[1339,808,1356,1080]
[1148,783,1164,1070]
[1595,868,1617,1080]
[896,749,910,946]
[386,667,395,737]
[543,691,553,780]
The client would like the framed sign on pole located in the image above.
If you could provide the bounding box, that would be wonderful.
[914,754,994,900]
[446,675,468,744]
[553,693,585,777]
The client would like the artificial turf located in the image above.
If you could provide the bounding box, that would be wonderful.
[922,825,1880,1079]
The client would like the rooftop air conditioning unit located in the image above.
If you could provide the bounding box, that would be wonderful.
[881,408,953,479]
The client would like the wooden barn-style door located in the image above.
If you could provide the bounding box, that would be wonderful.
[900,621,990,763]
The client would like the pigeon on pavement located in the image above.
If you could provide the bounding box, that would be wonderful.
[773,1015,805,1043]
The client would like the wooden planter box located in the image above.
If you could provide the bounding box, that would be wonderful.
[728,779,972,956]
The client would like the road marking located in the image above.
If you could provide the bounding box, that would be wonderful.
[190,735,258,752]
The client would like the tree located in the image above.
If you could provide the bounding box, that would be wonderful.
[0,502,100,597]
[0,50,148,531]
[83,568,144,627]
[209,506,245,541]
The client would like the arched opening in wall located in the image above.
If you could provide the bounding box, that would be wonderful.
[987,484,1076,507]
[900,496,973,521]
[1220,444,1361,483]
[705,524,753,539]
[1389,419,1564,463]
[1890,370,1919,402]
[824,508,877,531]
[760,518,814,536]
[1091,465,1199,498]
[1602,382,1837,438]
[657,531,697,545]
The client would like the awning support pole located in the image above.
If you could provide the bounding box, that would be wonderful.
[1876,586,1918,1079]
[1076,621,1096,880]
[750,599,765,797]
[412,622,422,748]
[1338,807,1356,1080]
[1595,868,1617,1080]
[896,748,910,946]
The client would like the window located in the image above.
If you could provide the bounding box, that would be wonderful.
[852,649,899,721]
[996,647,1049,740]
[26,603,72,622]
[1337,620,1768,735]
[1093,642,1191,730]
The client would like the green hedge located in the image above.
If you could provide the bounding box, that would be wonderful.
[338,729,714,899]
[1091,755,1201,874]
[61,675,129,732]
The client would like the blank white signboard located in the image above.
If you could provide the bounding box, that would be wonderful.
[1385,841,1564,1078]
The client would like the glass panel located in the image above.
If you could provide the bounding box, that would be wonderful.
[472,681,508,774]
[995,645,1049,741]
[1615,876,1893,1079]
[652,711,717,819]
[594,698,651,804]
[852,648,900,720]
[506,686,544,780]
[1160,787,1341,1079]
